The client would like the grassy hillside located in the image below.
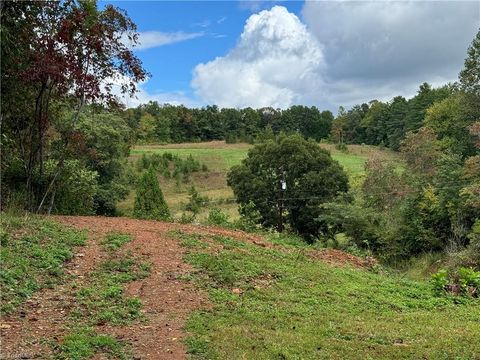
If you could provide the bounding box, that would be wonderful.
[173,231,480,360]
[0,214,86,314]
[120,141,398,220]
[2,216,478,359]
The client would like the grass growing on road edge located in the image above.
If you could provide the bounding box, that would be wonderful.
[173,230,480,360]
[50,326,127,360]
[52,232,151,359]
[0,213,86,314]
[101,232,133,252]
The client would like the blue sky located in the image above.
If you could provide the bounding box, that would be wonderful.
[105,1,303,105]
[101,1,479,111]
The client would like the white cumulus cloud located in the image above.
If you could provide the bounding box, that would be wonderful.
[192,6,324,108]
[191,2,478,110]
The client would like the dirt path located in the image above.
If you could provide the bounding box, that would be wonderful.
[1,216,240,360]
[1,216,372,360]
[1,216,268,360]
[57,216,230,360]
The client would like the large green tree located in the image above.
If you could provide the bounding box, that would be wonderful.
[228,135,349,240]
[0,0,147,211]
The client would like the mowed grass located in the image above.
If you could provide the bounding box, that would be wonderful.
[131,141,385,175]
[175,231,480,360]
[122,141,398,220]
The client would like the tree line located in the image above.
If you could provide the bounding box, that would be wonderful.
[125,103,334,144]
[124,79,472,158]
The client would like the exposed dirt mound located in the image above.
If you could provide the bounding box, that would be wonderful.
[309,248,378,269]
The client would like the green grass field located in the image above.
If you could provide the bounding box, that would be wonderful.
[174,231,480,360]
[131,141,386,175]
[120,141,398,220]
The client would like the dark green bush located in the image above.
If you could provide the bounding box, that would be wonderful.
[228,134,349,240]
[133,167,170,221]
[185,186,208,215]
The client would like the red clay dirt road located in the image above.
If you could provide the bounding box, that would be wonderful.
[0,216,267,360]
[1,216,372,360]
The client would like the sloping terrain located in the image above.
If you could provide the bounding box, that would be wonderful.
[1,215,479,360]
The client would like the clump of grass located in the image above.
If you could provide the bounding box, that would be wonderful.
[0,214,86,314]
[101,233,133,252]
[52,326,128,360]
[72,252,150,326]
[170,230,209,250]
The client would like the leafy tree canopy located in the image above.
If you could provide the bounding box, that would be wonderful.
[227,134,349,240]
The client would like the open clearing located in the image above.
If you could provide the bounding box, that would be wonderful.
[121,141,398,220]
[1,215,479,359]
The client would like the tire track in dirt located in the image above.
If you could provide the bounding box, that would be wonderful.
[53,216,210,360]
[1,229,104,359]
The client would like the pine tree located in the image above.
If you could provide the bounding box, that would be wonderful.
[459,29,480,96]
[133,167,170,220]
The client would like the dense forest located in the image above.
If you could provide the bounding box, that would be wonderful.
[123,81,453,149]
[1,2,479,268]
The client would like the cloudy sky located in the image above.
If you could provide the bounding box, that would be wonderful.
[105,1,480,111]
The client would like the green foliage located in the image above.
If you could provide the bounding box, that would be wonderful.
[431,267,480,298]
[0,1,146,213]
[179,212,197,224]
[225,133,238,144]
[334,142,348,152]
[74,110,132,215]
[431,270,449,295]
[206,208,231,227]
[133,167,170,220]
[135,152,205,183]
[459,29,480,96]
[101,233,132,252]
[0,214,86,314]
[185,186,208,215]
[424,94,477,156]
[330,87,480,260]
[318,200,381,251]
[236,200,262,231]
[457,267,480,294]
[228,134,349,240]
[44,159,99,215]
